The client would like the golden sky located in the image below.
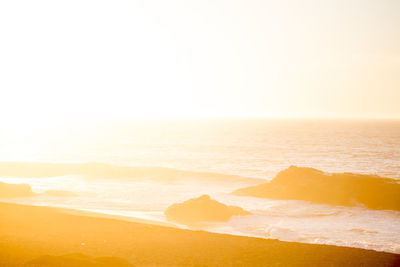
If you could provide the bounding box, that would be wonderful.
[0,0,399,126]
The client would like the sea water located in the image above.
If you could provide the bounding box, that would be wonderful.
[0,119,399,253]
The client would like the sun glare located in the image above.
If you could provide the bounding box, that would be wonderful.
[0,1,399,266]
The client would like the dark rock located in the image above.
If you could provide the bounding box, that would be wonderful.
[232,166,400,211]
[0,181,36,198]
[165,194,251,225]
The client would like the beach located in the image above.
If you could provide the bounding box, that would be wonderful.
[1,202,399,266]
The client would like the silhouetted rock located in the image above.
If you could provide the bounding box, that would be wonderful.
[0,181,36,198]
[232,166,400,211]
[0,181,78,198]
[165,195,251,225]
[25,253,134,266]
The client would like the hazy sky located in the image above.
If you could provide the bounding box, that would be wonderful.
[1,0,399,125]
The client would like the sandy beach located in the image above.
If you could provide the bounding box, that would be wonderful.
[1,202,399,266]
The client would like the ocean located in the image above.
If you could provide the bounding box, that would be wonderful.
[1,119,399,253]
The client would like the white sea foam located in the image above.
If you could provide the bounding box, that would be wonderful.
[2,175,400,253]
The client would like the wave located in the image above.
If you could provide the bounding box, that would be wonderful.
[349,228,378,235]
[0,161,265,184]
[265,225,307,242]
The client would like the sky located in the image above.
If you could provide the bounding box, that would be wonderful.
[0,0,399,126]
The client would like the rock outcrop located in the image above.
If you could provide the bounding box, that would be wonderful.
[165,195,251,225]
[0,181,36,198]
[232,166,400,211]
[0,181,77,198]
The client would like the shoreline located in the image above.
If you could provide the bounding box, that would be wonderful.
[1,197,399,255]
[1,201,399,266]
